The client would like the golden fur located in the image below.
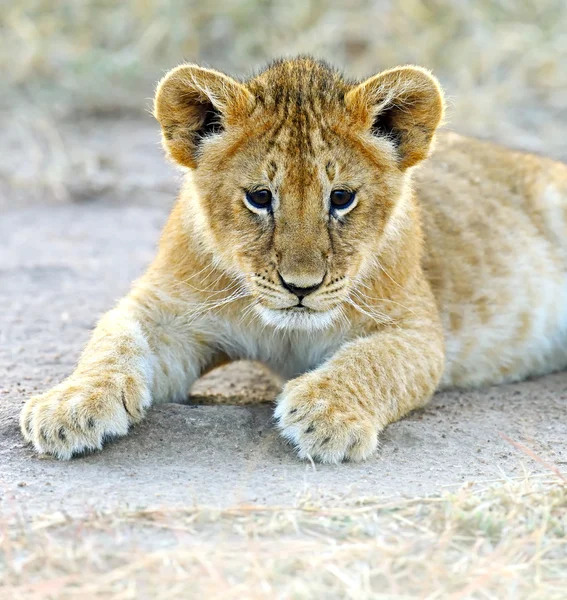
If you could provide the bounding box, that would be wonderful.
[21,57,567,463]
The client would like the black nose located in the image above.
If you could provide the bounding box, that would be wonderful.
[279,274,324,299]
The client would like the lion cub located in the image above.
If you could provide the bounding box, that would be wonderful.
[21,58,567,463]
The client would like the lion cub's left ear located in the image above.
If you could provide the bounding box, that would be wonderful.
[346,66,445,169]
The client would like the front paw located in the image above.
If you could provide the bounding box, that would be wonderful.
[274,373,379,463]
[20,373,151,460]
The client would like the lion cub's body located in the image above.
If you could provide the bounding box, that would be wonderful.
[20,57,567,463]
[419,133,567,388]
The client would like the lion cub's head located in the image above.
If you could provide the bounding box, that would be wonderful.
[154,57,444,330]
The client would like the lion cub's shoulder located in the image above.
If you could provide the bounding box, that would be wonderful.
[416,130,567,210]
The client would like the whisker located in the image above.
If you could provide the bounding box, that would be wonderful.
[357,257,405,293]
[183,287,251,325]
[351,287,420,320]
[183,277,239,294]
[376,260,405,291]
[179,259,219,284]
[165,268,232,296]
[238,299,261,325]
[250,277,285,294]
[335,305,350,331]
[254,285,288,300]
[315,285,347,299]
[345,297,397,328]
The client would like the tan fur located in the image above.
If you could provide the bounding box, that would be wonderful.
[21,57,567,463]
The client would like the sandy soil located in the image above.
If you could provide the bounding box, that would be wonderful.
[1,118,566,517]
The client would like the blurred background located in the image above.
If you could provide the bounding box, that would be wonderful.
[1,0,566,206]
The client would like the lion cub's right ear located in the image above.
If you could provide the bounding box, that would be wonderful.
[154,64,254,169]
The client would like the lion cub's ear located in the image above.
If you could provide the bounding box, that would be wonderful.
[154,64,254,168]
[346,66,445,169]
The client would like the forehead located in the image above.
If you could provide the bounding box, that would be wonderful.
[246,58,350,109]
[244,59,352,161]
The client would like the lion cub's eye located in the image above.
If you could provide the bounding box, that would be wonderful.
[245,189,273,210]
[330,189,356,210]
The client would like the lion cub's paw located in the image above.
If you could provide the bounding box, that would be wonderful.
[274,373,379,463]
[20,374,151,460]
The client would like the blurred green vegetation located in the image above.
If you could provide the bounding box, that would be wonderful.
[1,0,566,156]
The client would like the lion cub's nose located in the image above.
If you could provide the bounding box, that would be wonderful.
[278,274,324,299]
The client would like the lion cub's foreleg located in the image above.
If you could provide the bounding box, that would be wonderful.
[20,282,211,459]
[275,295,445,463]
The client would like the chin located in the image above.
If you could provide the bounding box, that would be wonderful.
[255,305,340,331]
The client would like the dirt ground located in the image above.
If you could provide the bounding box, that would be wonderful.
[1,118,566,518]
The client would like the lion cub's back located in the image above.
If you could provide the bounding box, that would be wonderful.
[416,132,567,388]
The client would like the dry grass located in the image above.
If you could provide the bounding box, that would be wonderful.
[2,0,567,160]
[2,1,566,206]
[1,477,566,599]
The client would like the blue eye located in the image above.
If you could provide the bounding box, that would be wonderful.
[246,189,273,209]
[330,189,355,210]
